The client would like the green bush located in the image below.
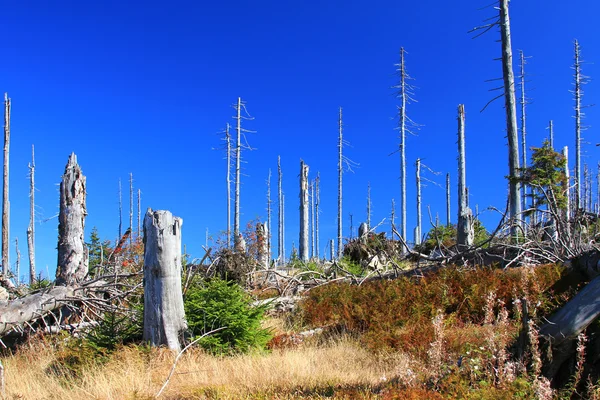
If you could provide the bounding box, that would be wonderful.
[184,278,272,355]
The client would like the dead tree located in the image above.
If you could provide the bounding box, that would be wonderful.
[415,158,422,245]
[394,48,417,244]
[519,50,529,224]
[446,173,451,226]
[266,169,272,263]
[337,108,343,259]
[233,98,254,249]
[257,222,269,269]
[315,173,320,259]
[299,160,309,262]
[56,153,88,286]
[143,209,187,351]
[310,180,315,259]
[2,94,10,278]
[366,182,371,229]
[564,146,571,220]
[548,120,554,150]
[573,40,584,210]
[27,145,35,283]
[277,156,284,265]
[500,0,522,234]
[390,199,396,240]
[118,178,123,240]
[282,193,286,263]
[225,123,231,247]
[14,238,20,285]
[457,105,474,247]
[137,189,141,237]
[129,173,133,245]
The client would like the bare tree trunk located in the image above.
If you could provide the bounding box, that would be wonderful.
[315,173,320,259]
[226,123,231,248]
[143,209,186,351]
[299,160,309,263]
[27,145,35,283]
[118,179,123,241]
[137,189,141,238]
[549,120,554,150]
[564,146,571,221]
[390,199,396,240]
[310,180,315,259]
[398,48,408,244]
[56,153,88,286]
[129,173,133,245]
[415,158,422,245]
[2,94,10,278]
[519,50,528,227]
[266,169,271,265]
[277,156,283,265]
[574,40,582,211]
[257,222,269,269]
[234,97,242,244]
[366,182,371,229]
[457,105,474,247]
[337,107,343,259]
[499,0,522,235]
[14,238,20,285]
[446,173,451,226]
[282,193,285,264]
[584,164,590,212]
[329,239,334,262]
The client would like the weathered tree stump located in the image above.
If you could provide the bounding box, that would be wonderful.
[143,209,187,351]
[56,153,88,286]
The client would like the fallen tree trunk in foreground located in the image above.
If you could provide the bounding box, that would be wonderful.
[0,286,75,336]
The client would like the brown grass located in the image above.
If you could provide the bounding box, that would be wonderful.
[1,337,414,399]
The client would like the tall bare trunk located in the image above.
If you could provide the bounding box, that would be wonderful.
[310,180,315,259]
[446,173,451,226]
[2,94,10,277]
[457,105,474,247]
[366,182,371,229]
[56,153,88,286]
[129,173,133,245]
[118,178,122,240]
[564,146,571,221]
[499,0,522,234]
[27,145,35,283]
[398,48,408,243]
[226,124,231,248]
[337,107,343,259]
[574,40,583,211]
[299,160,309,262]
[390,199,396,240]
[277,156,283,265]
[266,169,271,265]
[282,193,285,264]
[329,239,334,262]
[143,209,186,351]
[415,159,422,245]
[234,98,242,243]
[14,238,20,285]
[315,173,320,259]
[519,50,528,224]
[137,189,141,238]
[549,120,554,150]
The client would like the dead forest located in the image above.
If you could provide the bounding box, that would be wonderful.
[1,0,600,398]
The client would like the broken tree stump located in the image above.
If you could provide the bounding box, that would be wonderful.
[143,209,187,351]
[56,153,88,286]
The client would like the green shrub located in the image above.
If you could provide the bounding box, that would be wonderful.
[184,278,272,354]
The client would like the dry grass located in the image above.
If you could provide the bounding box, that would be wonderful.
[1,336,414,399]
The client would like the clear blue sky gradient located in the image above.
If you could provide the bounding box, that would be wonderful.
[2,1,599,280]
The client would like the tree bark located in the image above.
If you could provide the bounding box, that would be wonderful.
[27,145,35,283]
[367,182,371,229]
[234,98,241,242]
[337,107,343,259]
[457,105,474,247]
[574,40,582,211]
[315,173,320,259]
[446,173,451,226]
[415,158,422,245]
[0,286,75,336]
[563,146,571,221]
[299,160,309,262]
[398,48,408,244]
[267,169,272,264]
[2,94,10,278]
[499,0,522,234]
[129,173,133,245]
[56,153,88,286]
[143,209,187,351]
[226,123,231,248]
[519,50,528,227]
[277,156,283,265]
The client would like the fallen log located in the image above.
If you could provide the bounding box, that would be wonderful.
[0,286,75,337]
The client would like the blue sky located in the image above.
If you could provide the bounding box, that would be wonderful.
[2,1,599,280]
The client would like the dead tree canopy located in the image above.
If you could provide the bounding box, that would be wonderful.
[56,153,88,286]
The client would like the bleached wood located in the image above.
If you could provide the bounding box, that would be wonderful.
[337,108,343,259]
[574,40,582,210]
[226,124,231,247]
[143,209,187,351]
[234,97,241,240]
[457,105,474,247]
[2,94,10,277]
[277,156,283,264]
[499,0,522,234]
[398,48,408,243]
[56,153,88,286]
[563,147,570,221]
[446,173,451,226]
[129,173,134,245]
[267,169,272,263]
[27,145,35,283]
[415,158,422,245]
[315,173,320,259]
[299,160,309,262]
